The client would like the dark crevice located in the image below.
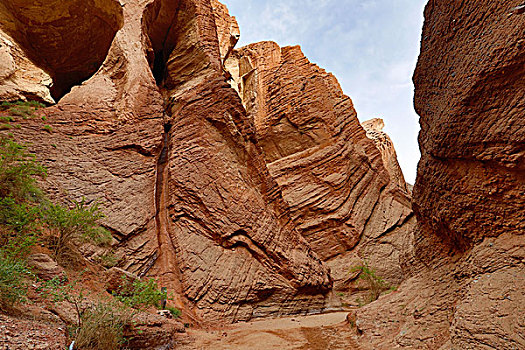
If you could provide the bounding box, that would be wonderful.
[152,50,168,85]
[143,0,182,87]
[155,123,171,218]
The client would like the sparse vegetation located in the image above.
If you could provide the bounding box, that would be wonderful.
[38,274,131,349]
[0,100,45,119]
[167,306,182,318]
[0,136,46,201]
[114,277,166,311]
[0,253,32,310]
[42,199,111,262]
[0,133,109,311]
[351,261,391,305]
[99,251,120,268]
[43,125,52,133]
[75,302,129,350]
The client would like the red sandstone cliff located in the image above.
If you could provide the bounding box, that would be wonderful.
[354,1,525,348]
[0,0,334,324]
[225,42,415,292]
[2,0,521,349]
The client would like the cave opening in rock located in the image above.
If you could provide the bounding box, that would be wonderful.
[0,0,124,102]
[152,50,168,85]
[143,0,182,89]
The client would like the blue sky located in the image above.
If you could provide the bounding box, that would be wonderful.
[220,0,427,183]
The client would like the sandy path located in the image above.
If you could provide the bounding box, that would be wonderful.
[181,312,363,350]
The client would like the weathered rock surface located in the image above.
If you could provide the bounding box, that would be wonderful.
[0,0,332,324]
[355,1,525,348]
[0,30,54,103]
[0,0,124,100]
[362,118,407,192]
[226,42,415,289]
[26,253,66,281]
[0,313,67,350]
[124,312,187,349]
[104,267,139,295]
[211,0,240,63]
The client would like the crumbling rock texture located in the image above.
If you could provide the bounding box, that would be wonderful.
[355,1,525,349]
[0,0,333,324]
[210,0,240,63]
[226,42,415,288]
[413,0,525,256]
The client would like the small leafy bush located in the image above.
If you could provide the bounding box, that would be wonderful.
[115,278,165,310]
[42,199,111,261]
[0,136,46,201]
[0,198,41,258]
[351,261,390,304]
[166,306,181,318]
[0,252,32,310]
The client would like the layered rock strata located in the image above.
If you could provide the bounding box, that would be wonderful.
[226,42,415,289]
[355,1,525,348]
[0,0,333,323]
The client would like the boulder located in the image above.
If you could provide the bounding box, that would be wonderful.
[26,253,66,281]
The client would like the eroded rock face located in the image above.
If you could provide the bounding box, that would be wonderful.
[227,42,415,289]
[0,30,54,103]
[355,1,525,348]
[0,0,123,100]
[362,118,407,192]
[0,0,332,324]
[413,0,525,256]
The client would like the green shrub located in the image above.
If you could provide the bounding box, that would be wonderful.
[75,302,129,350]
[166,306,181,318]
[0,136,46,201]
[0,253,32,310]
[43,125,52,133]
[42,199,111,261]
[115,278,165,310]
[351,261,390,304]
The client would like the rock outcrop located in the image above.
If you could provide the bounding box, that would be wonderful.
[0,0,333,324]
[226,42,415,290]
[355,1,525,348]
[362,118,408,192]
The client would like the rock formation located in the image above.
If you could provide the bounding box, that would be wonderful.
[354,1,525,348]
[226,42,415,290]
[0,0,334,324]
[4,1,519,348]
[362,118,408,192]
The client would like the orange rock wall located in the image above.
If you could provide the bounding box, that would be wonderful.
[355,1,525,348]
[227,42,415,289]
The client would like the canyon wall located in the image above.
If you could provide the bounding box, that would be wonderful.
[355,1,525,349]
[0,0,336,324]
[0,0,470,342]
[226,42,415,291]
